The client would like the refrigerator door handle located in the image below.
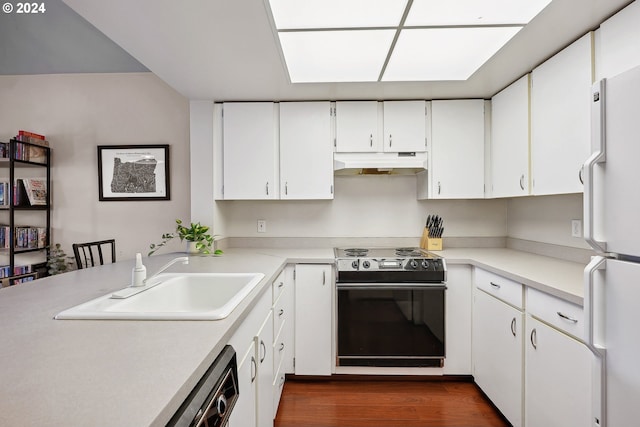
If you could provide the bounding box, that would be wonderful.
[584,80,607,253]
[584,255,607,427]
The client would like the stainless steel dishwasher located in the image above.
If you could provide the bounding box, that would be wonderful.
[167,345,239,427]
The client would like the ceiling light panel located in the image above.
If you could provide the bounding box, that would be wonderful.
[268,0,408,29]
[279,30,396,83]
[405,0,553,26]
[382,27,522,81]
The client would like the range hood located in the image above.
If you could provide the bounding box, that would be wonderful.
[334,152,428,175]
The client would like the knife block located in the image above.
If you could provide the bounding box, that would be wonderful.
[420,229,443,251]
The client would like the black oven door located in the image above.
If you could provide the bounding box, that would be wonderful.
[337,283,446,367]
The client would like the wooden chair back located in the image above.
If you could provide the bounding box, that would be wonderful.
[72,239,116,269]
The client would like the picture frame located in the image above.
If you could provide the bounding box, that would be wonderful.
[97,144,170,201]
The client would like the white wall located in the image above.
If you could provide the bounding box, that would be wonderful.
[0,73,191,262]
[217,175,507,239]
[507,193,590,249]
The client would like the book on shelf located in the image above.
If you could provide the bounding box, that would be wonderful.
[13,179,29,206]
[0,225,47,249]
[0,181,9,206]
[22,178,47,206]
[15,130,49,147]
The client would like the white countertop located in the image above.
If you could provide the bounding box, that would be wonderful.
[0,246,583,426]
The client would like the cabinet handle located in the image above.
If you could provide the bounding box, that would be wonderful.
[250,356,257,383]
[490,282,501,289]
[259,340,266,363]
[266,182,269,195]
[370,134,373,147]
[278,281,284,288]
[438,181,441,195]
[519,174,525,190]
[557,311,578,323]
[279,342,285,352]
[322,270,326,286]
[510,317,517,337]
[579,167,584,185]
[279,308,284,317]
[530,328,537,349]
[285,181,288,195]
[389,134,392,147]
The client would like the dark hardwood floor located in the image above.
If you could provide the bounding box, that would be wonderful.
[274,377,511,427]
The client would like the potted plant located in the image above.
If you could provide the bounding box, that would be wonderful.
[148,219,223,256]
[47,243,76,275]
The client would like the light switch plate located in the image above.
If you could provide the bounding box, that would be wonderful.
[257,220,266,233]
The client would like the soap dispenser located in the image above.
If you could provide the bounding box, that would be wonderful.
[131,253,147,287]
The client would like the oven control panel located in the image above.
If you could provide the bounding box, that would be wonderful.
[337,257,445,272]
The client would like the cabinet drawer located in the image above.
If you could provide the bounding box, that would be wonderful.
[273,319,287,373]
[273,286,288,336]
[475,268,524,309]
[527,287,584,340]
[272,363,286,418]
[272,269,286,303]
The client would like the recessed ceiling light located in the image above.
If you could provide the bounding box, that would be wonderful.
[265,0,553,83]
[278,30,396,83]
[268,0,408,29]
[382,27,522,81]
[405,0,553,26]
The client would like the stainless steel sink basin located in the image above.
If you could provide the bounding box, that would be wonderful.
[55,272,265,320]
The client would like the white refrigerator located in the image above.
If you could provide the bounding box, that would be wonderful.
[584,64,640,427]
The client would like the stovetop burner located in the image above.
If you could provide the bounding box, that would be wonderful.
[343,248,369,257]
[395,247,424,257]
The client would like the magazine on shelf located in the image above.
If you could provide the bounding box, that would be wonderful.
[22,178,47,206]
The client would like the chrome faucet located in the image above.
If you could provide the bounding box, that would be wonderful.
[143,256,189,286]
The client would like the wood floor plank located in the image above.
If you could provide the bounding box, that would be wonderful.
[274,378,511,427]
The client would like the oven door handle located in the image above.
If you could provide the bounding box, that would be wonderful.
[337,283,447,291]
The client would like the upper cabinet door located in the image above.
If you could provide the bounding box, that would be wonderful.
[222,102,278,200]
[491,75,530,198]
[280,102,334,200]
[335,101,380,152]
[382,101,427,153]
[598,1,640,80]
[531,33,593,196]
[430,100,485,199]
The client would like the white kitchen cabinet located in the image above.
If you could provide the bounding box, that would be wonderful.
[429,99,485,199]
[294,264,333,376]
[473,289,524,427]
[256,310,274,427]
[597,1,640,80]
[335,101,380,152]
[228,341,256,427]
[383,100,427,153]
[490,74,530,198]
[222,102,278,200]
[227,287,273,427]
[443,265,472,375]
[279,102,334,199]
[530,33,593,195]
[271,266,294,417]
[525,315,592,427]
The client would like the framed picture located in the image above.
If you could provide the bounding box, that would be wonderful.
[97,144,170,201]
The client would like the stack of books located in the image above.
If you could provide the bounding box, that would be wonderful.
[0,226,47,249]
[0,130,49,163]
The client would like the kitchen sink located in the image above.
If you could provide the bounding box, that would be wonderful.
[55,272,265,320]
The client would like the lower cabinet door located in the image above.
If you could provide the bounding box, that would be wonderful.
[256,311,274,427]
[294,264,332,375]
[228,341,256,427]
[473,289,523,427]
[525,315,592,427]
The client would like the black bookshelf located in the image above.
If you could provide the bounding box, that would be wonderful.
[0,139,51,287]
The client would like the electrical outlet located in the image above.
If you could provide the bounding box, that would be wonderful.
[571,219,582,238]
[257,220,266,233]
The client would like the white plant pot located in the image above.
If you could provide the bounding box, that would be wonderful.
[186,241,199,254]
